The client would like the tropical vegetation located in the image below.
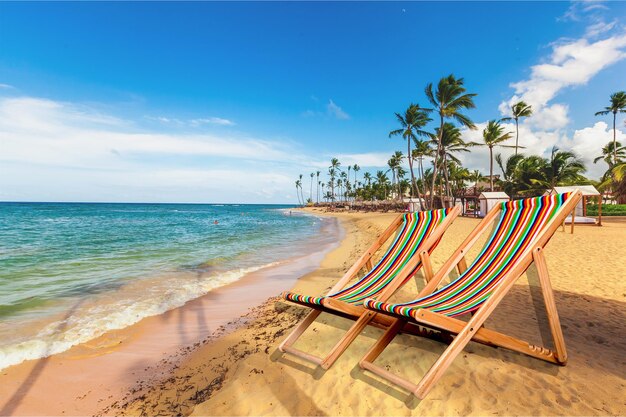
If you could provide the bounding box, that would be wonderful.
[293,80,626,208]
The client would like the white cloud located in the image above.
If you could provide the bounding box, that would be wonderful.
[568,121,626,178]
[190,117,235,126]
[146,115,235,127]
[0,83,14,89]
[334,152,390,168]
[327,99,350,120]
[585,19,617,38]
[500,33,626,122]
[560,1,608,22]
[526,103,570,130]
[487,22,626,180]
[0,96,315,203]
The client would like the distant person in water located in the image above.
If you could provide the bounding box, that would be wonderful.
[214,220,219,225]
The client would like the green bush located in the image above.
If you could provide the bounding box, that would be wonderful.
[587,204,626,216]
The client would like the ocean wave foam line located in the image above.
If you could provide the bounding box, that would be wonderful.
[0,262,279,370]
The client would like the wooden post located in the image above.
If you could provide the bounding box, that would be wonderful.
[532,248,567,364]
[457,256,468,275]
[419,251,434,282]
[598,195,602,226]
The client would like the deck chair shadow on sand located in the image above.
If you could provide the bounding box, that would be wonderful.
[359,191,582,399]
[279,206,461,370]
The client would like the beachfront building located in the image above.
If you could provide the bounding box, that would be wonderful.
[478,192,510,218]
[545,185,603,226]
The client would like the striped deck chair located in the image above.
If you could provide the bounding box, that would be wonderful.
[279,207,461,369]
[359,192,581,399]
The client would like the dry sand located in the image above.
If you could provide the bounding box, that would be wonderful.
[114,210,626,416]
[2,209,625,416]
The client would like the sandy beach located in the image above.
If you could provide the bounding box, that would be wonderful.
[1,209,625,416]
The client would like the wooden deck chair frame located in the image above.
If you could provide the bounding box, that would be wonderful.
[279,206,461,370]
[358,191,582,399]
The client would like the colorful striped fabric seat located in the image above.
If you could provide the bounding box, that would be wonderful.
[364,193,572,319]
[283,208,451,309]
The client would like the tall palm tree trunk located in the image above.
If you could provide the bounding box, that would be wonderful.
[407,139,417,199]
[417,158,426,211]
[429,114,444,208]
[613,112,617,165]
[489,147,494,192]
[515,118,519,156]
[316,180,319,203]
[442,155,452,206]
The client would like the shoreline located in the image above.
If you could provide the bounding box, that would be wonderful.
[0,213,342,416]
[1,210,625,416]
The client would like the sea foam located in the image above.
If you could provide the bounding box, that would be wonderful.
[0,262,279,370]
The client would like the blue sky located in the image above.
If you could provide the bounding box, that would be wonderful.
[1,1,625,203]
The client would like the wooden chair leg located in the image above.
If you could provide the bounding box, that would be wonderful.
[412,319,482,398]
[533,248,567,364]
[279,309,322,352]
[360,318,404,366]
[320,311,377,369]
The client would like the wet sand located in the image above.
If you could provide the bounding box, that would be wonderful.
[0,219,340,416]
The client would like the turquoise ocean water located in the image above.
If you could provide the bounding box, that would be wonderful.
[0,202,337,369]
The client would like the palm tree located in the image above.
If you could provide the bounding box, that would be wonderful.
[412,139,433,183]
[502,101,533,155]
[397,166,407,199]
[447,162,470,204]
[299,175,306,205]
[345,165,352,201]
[432,122,474,200]
[295,180,302,206]
[411,139,434,208]
[321,183,325,202]
[327,168,336,201]
[495,153,524,180]
[329,158,341,201]
[363,172,372,186]
[425,74,477,207]
[375,170,390,200]
[599,161,626,203]
[594,141,625,171]
[495,153,525,195]
[309,173,314,203]
[353,164,360,192]
[474,120,515,191]
[467,169,484,188]
[340,171,348,202]
[316,170,321,203]
[337,178,343,202]
[595,91,626,165]
[389,104,432,200]
[387,151,403,200]
[535,147,586,189]
[514,156,548,196]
